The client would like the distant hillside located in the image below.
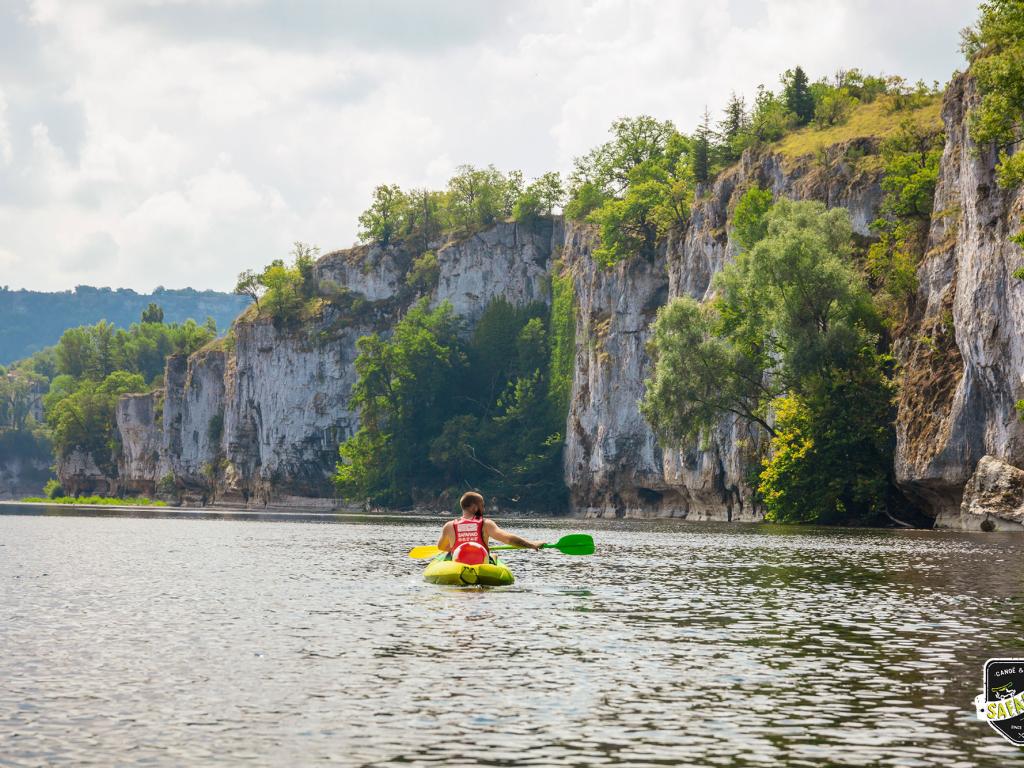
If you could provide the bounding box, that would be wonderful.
[0,286,250,364]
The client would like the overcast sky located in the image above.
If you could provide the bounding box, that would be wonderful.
[0,0,976,292]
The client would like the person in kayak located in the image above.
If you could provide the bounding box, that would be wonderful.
[437,491,544,565]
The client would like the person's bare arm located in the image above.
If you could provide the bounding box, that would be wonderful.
[437,521,454,551]
[486,520,543,550]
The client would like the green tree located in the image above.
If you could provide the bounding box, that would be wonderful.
[405,251,439,295]
[573,118,694,265]
[235,269,263,307]
[961,0,1024,188]
[782,66,815,126]
[46,370,146,464]
[717,92,751,163]
[642,198,892,524]
[0,369,45,431]
[563,181,606,220]
[813,87,857,127]
[246,243,321,324]
[760,352,895,525]
[750,85,792,143]
[570,115,678,197]
[731,186,774,251]
[693,108,712,183]
[358,184,407,246]
[402,187,446,253]
[867,120,944,309]
[141,303,164,324]
[513,172,565,224]
[335,300,467,505]
[445,165,519,232]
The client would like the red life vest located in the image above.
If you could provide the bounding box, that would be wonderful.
[452,517,487,550]
[451,517,489,565]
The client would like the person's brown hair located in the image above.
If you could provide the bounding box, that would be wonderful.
[460,491,484,518]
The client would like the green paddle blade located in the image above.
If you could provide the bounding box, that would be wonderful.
[543,533,594,555]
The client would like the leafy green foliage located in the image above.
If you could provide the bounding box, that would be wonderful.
[717,93,753,163]
[445,165,522,233]
[22,495,167,506]
[405,251,440,295]
[51,318,215,385]
[783,66,815,126]
[547,270,576,415]
[867,120,944,310]
[45,370,146,463]
[236,242,321,324]
[642,198,894,524]
[36,313,215,464]
[731,186,774,251]
[336,300,467,506]
[353,167,563,252]
[749,85,792,143]
[962,0,1024,189]
[759,351,895,524]
[336,294,569,509]
[693,110,712,183]
[562,181,606,220]
[358,184,406,245]
[513,172,566,225]
[141,303,164,324]
[567,117,695,265]
[0,367,46,432]
[813,87,857,127]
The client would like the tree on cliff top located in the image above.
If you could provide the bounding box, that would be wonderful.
[962,0,1024,190]
[358,184,406,246]
[567,116,695,265]
[782,66,815,126]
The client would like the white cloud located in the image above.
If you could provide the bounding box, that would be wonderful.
[0,90,12,166]
[0,0,977,291]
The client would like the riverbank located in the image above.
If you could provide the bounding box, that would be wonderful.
[0,500,451,522]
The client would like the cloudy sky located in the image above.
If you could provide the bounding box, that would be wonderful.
[0,0,976,292]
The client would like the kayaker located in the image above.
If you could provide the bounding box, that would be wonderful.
[437,492,544,565]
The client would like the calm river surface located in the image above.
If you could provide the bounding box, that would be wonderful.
[3,507,1024,767]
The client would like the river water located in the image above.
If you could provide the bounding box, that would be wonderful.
[3,507,1024,767]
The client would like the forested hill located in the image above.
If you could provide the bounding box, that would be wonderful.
[0,286,249,364]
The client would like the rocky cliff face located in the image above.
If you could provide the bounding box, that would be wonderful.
[894,74,1024,524]
[93,75,1023,527]
[563,140,886,519]
[105,221,562,506]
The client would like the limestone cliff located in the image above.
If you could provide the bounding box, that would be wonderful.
[894,73,1024,524]
[564,141,886,519]
[108,221,562,507]
[92,75,1024,528]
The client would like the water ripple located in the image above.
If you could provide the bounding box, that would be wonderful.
[2,513,1024,766]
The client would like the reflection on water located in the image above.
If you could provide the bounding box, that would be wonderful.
[2,509,1024,766]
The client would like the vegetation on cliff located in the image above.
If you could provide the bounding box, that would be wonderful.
[353,166,564,255]
[962,0,1024,192]
[560,68,942,271]
[642,197,897,525]
[335,296,569,509]
[867,121,945,314]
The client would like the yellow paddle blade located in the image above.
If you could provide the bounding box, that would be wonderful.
[408,545,443,559]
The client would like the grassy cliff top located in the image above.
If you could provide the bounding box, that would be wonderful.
[772,94,944,160]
